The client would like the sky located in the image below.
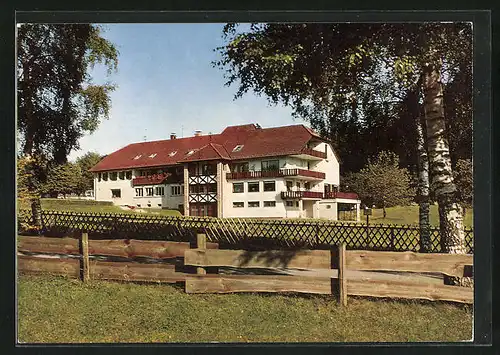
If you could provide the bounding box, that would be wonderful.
[68,23,308,162]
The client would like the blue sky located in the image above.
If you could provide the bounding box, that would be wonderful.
[68,24,308,161]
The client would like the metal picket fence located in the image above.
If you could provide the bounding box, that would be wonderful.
[17,209,474,253]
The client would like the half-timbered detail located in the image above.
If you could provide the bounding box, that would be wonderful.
[90,123,361,220]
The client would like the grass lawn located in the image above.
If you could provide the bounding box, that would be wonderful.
[17,274,472,343]
[18,198,182,216]
[369,205,473,228]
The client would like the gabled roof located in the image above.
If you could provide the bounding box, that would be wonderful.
[90,123,328,172]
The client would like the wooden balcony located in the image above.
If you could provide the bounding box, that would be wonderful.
[281,191,360,200]
[324,191,359,200]
[132,173,171,186]
[226,168,325,180]
[281,191,324,199]
[301,147,327,159]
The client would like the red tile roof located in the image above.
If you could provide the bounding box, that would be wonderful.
[90,124,326,172]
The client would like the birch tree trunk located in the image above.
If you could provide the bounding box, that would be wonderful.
[422,63,471,287]
[416,115,431,252]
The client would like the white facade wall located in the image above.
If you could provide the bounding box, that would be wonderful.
[94,169,184,210]
[223,178,287,218]
[309,142,340,187]
[318,200,338,220]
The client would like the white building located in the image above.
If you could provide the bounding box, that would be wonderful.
[90,124,361,220]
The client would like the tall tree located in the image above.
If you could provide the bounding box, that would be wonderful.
[17,24,118,226]
[43,162,82,198]
[215,23,472,281]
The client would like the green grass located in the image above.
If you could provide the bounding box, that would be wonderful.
[18,198,182,216]
[369,205,473,228]
[17,274,472,343]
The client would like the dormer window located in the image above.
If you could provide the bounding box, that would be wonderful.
[232,145,244,152]
[149,153,157,158]
[169,151,177,157]
[187,150,195,156]
[133,154,142,160]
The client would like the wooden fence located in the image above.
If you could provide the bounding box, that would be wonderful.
[17,234,218,283]
[184,234,473,304]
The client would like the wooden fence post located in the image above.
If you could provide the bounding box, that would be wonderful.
[196,233,207,275]
[338,243,347,306]
[81,231,90,282]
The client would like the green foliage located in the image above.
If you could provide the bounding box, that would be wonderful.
[344,151,415,209]
[453,159,473,207]
[214,23,472,174]
[43,163,82,197]
[17,24,119,164]
[75,151,103,193]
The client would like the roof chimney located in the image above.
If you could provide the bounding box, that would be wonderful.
[194,130,202,137]
[170,133,177,140]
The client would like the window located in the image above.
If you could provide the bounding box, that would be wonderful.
[169,151,177,157]
[134,154,142,160]
[305,182,311,190]
[232,144,244,152]
[286,201,294,207]
[149,153,157,158]
[187,150,195,156]
[202,164,216,175]
[233,183,244,193]
[296,182,301,190]
[146,187,154,196]
[111,189,121,198]
[147,203,151,207]
[230,162,249,173]
[248,201,260,208]
[248,182,260,192]
[326,205,331,209]
[158,204,162,207]
[171,185,182,196]
[119,171,125,180]
[137,204,141,207]
[233,202,244,208]
[155,186,165,196]
[125,171,132,180]
[135,188,143,197]
[102,172,108,181]
[140,170,147,177]
[98,173,101,182]
[208,183,217,193]
[264,201,276,207]
[296,201,299,207]
[110,172,117,181]
[261,160,279,171]
[263,181,276,192]
[286,181,293,191]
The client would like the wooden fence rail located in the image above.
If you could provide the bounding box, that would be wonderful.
[184,235,473,304]
[17,234,218,283]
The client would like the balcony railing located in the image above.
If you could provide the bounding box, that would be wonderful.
[324,191,359,200]
[281,191,360,200]
[132,173,171,186]
[281,191,324,199]
[226,168,325,180]
[301,147,327,159]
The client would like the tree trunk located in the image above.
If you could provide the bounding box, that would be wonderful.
[382,205,386,218]
[416,115,431,252]
[30,197,42,233]
[422,63,471,287]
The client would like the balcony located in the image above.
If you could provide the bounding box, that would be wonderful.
[324,191,359,200]
[226,168,325,181]
[132,173,171,186]
[281,191,324,200]
[290,147,327,160]
[281,191,360,200]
